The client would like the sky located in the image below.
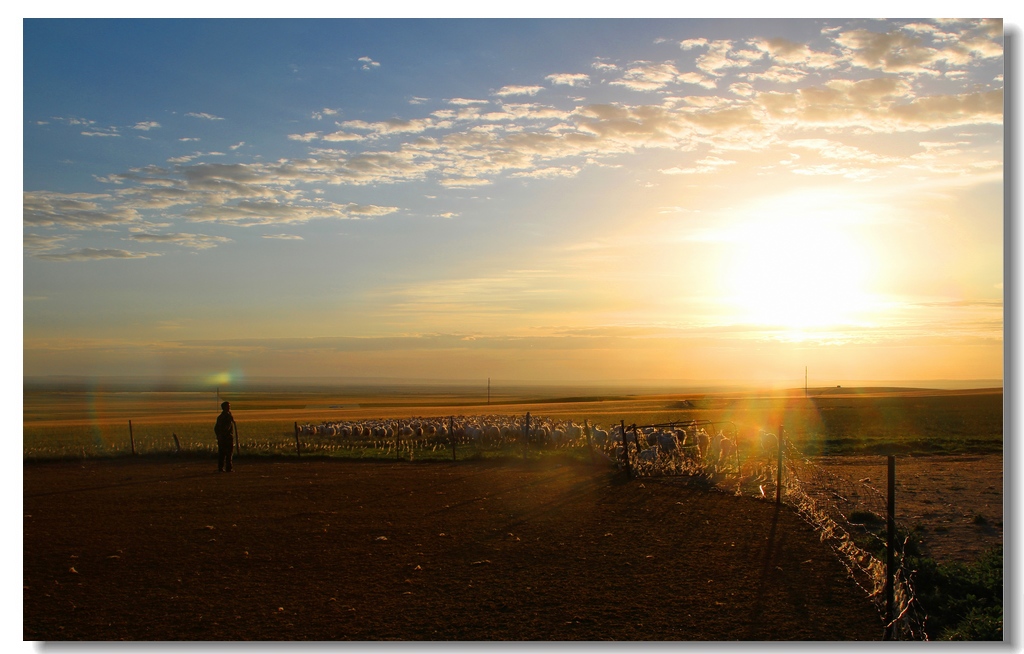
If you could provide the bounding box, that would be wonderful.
[20,17,1007,387]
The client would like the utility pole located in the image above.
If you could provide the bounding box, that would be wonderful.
[488,378,490,405]
[805,367,808,397]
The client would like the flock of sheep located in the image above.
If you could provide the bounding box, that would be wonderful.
[296,414,782,478]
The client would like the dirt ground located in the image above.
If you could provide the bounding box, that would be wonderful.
[24,456,884,641]
[813,454,1003,564]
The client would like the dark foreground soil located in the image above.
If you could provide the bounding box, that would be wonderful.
[24,456,883,641]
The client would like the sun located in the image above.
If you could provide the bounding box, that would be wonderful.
[721,190,878,333]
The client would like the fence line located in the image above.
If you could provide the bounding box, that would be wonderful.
[25,411,930,638]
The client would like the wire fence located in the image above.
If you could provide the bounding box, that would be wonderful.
[615,420,926,640]
[778,440,925,640]
[26,411,931,639]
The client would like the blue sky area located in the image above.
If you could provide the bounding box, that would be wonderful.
[20,17,1009,387]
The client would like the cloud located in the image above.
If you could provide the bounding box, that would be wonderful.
[409,97,429,105]
[166,150,225,164]
[340,118,437,135]
[574,102,705,146]
[510,165,581,179]
[34,248,161,261]
[831,23,1001,75]
[496,103,571,121]
[23,233,72,252]
[609,61,718,92]
[185,200,399,225]
[132,121,161,131]
[186,112,225,120]
[660,155,737,175]
[312,108,339,120]
[729,82,756,97]
[888,89,1003,128]
[494,85,544,97]
[752,37,841,70]
[229,142,245,150]
[23,191,139,228]
[835,29,940,74]
[358,56,380,70]
[786,138,897,165]
[677,72,718,89]
[679,38,708,50]
[755,78,1002,132]
[611,61,683,91]
[693,40,764,76]
[439,176,493,188]
[742,66,808,84]
[546,73,590,86]
[49,116,96,127]
[262,233,304,240]
[28,25,1002,245]
[591,60,619,72]
[81,130,120,137]
[49,154,413,227]
[128,232,232,249]
[322,131,366,142]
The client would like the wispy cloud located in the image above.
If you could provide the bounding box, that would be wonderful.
[35,248,161,261]
[494,85,544,97]
[24,19,1003,270]
[546,73,590,86]
[128,232,232,249]
[24,191,138,228]
[611,61,709,91]
[23,233,72,252]
[359,56,380,70]
[311,108,339,120]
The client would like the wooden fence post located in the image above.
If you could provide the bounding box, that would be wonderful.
[523,412,530,460]
[585,419,595,465]
[621,420,632,480]
[173,433,181,454]
[735,430,741,475]
[450,416,456,462]
[885,454,896,640]
[129,420,136,456]
[234,421,240,455]
[396,419,402,460]
[775,425,784,505]
[293,421,300,456]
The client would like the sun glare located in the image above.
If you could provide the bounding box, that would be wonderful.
[206,371,234,386]
[722,191,878,333]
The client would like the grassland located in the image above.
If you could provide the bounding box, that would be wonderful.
[23,385,1003,460]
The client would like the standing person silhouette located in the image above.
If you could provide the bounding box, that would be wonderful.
[214,401,235,472]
